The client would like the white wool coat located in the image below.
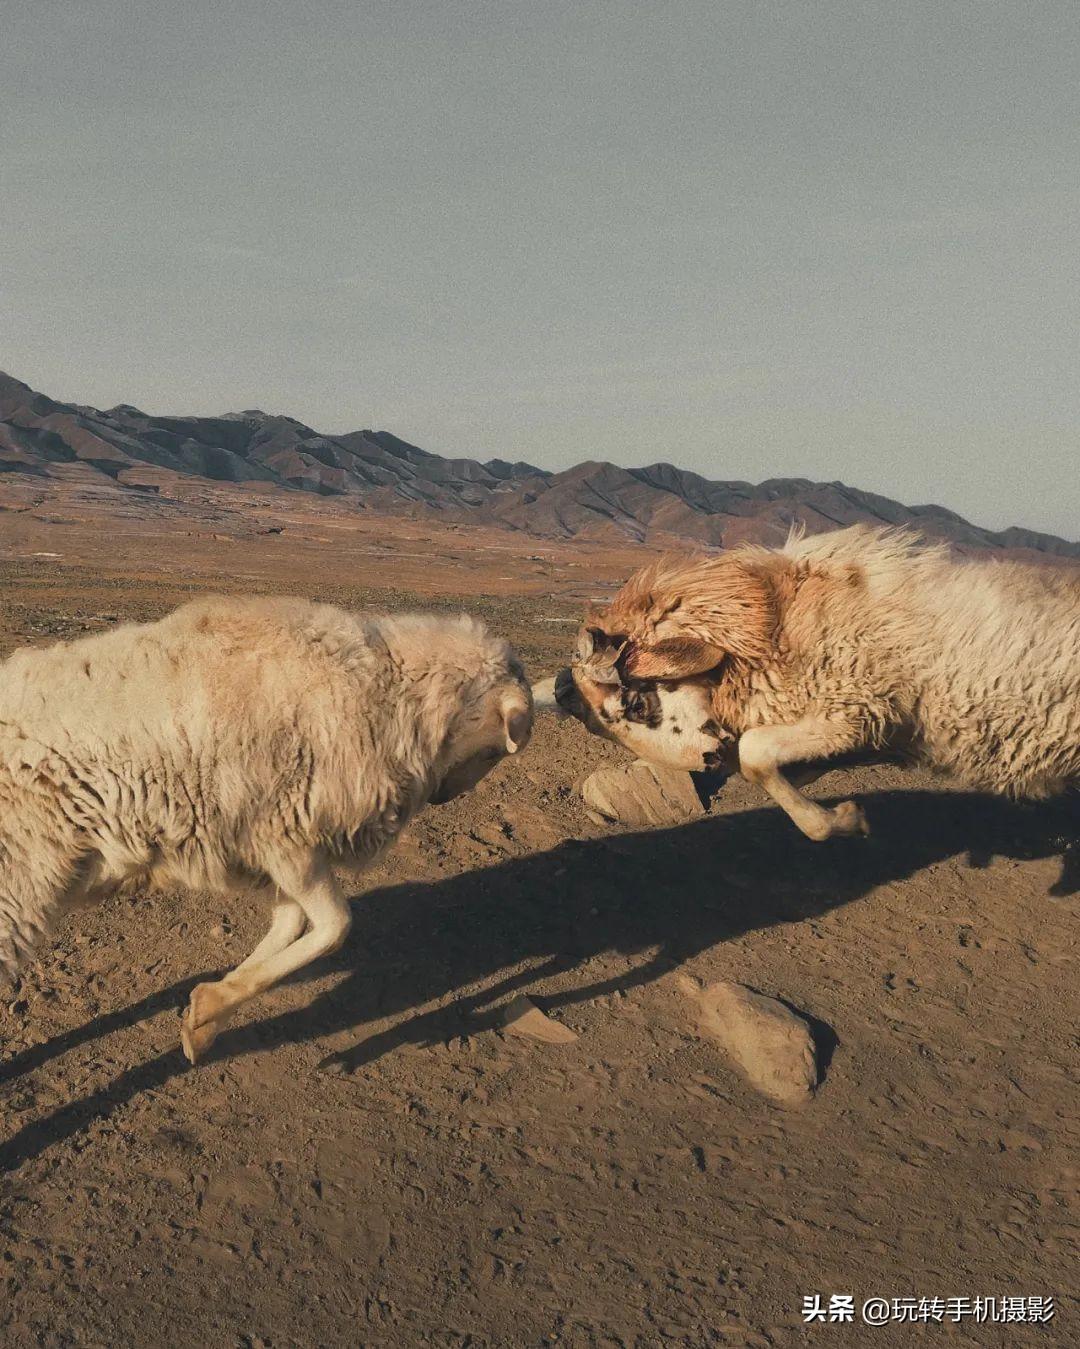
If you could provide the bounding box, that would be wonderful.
[0,595,523,977]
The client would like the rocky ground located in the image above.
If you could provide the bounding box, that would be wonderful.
[0,498,1077,1347]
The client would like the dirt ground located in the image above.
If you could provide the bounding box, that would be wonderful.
[0,486,1077,1347]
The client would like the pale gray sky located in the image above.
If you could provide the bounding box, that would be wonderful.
[2,1,1078,538]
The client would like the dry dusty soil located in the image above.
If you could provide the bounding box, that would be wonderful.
[0,482,1077,1347]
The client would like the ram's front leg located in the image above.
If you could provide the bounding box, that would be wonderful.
[181,854,352,1064]
[739,719,871,841]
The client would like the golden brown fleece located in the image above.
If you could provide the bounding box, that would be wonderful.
[558,525,1080,840]
[0,596,531,1061]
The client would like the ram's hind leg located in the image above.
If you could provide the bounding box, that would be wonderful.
[181,857,351,1064]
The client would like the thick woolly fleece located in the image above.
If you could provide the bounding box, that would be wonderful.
[594,525,1080,797]
[0,596,526,980]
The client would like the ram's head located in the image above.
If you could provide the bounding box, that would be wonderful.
[532,624,735,774]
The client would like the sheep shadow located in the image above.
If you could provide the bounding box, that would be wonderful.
[0,786,1076,1172]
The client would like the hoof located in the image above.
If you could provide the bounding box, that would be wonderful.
[180,1010,220,1065]
[833,800,869,836]
[181,981,229,1064]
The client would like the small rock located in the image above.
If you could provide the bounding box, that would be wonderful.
[501,994,579,1044]
[581,761,705,828]
[1000,1129,1042,1152]
[678,976,821,1108]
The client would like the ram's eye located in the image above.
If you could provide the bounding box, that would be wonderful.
[621,687,660,726]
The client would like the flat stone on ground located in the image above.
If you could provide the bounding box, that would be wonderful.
[501,994,579,1044]
[581,761,705,828]
[678,976,821,1108]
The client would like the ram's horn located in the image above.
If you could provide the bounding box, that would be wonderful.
[530,675,566,714]
[574,626,596,663]
[573,626,627,686]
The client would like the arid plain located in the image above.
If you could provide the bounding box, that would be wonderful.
[1,473,1077,1347]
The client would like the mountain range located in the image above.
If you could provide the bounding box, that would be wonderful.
[2,369,1076,557]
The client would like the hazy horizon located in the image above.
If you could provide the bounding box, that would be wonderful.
[3,1,1078,539]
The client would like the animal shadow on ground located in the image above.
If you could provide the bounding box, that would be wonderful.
[1,787,1076,1172]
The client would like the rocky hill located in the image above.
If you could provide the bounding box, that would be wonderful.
[2,369,1076,556]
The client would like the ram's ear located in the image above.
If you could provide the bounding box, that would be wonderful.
[502,697,532,753]
[621,636,726,680]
